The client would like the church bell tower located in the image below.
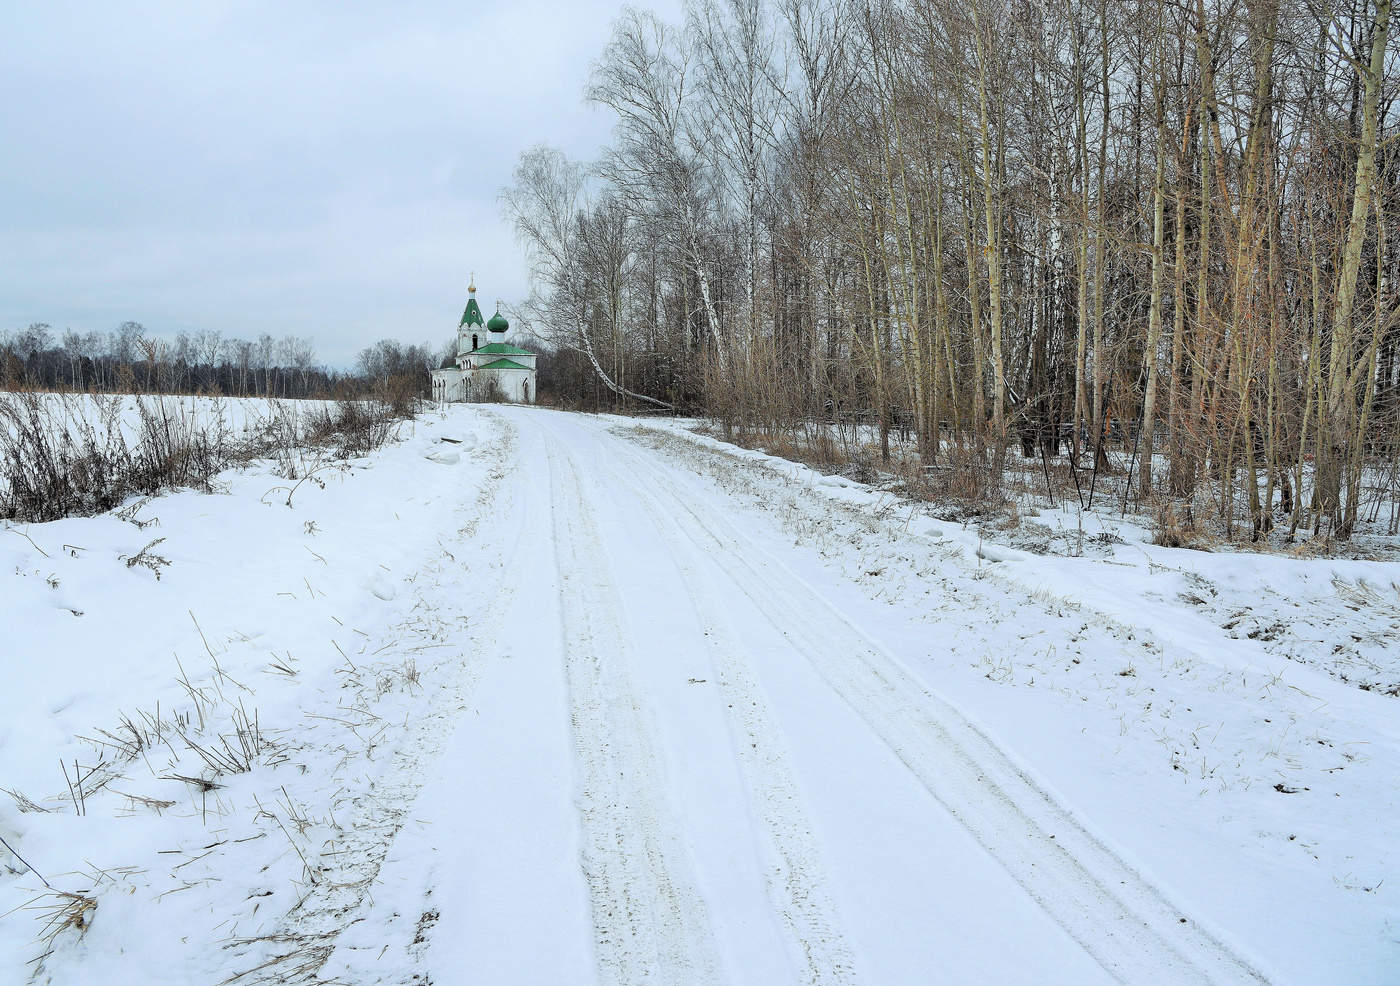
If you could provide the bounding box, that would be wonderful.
[458,276,485,359]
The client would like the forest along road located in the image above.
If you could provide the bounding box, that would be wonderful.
[388,406,1270,986]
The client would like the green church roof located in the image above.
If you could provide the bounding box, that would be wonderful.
[487,311,509,332]
[473,342,534,356]
[478,357,530,371]
[460,296,484,328]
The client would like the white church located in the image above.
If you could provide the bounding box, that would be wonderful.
[430,279,537,403]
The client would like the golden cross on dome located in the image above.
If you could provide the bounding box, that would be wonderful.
[468,271,476,293]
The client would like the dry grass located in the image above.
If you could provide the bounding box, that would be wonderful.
[683,418,1400,558]
[1152,502,1213,550]
[119,536,171,578]
[2,788,48,813]
[33,890,98,944]
[0,392,417,524]
[702,421,1017,520]
[4,887,100,970]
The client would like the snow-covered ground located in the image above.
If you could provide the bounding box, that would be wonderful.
[2,405,1395,984]
[0,393,360,520]
[0,393,336,447]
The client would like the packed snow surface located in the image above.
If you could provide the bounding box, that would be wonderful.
[1,404,1396,985]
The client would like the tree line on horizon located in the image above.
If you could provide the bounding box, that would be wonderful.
[0,321,441,401]
[504,0,1400,540]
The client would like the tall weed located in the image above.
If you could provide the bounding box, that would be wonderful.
[0,393,415,523]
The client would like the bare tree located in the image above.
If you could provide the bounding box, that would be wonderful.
[503,145,674,409]
[589,8,731,371]
[497,0,1400,539]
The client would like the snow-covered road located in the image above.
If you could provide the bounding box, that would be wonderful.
[326,408,1273,985]
[6,403,1395,985]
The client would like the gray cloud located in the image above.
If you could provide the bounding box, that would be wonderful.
[0,0,680,365]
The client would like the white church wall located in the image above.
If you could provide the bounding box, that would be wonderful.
[498,368,533,403]
[430,369,466,403]
[461,367,533,403]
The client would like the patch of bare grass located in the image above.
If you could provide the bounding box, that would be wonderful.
[1152,502,1216,550]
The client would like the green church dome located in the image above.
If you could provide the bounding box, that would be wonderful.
[487,311,509,332]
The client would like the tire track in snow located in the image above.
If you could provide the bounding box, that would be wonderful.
[608,429,1269,986]
[543,437,725,986]
[590,448,862,986]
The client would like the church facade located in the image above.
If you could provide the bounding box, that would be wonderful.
[430,280,537,404]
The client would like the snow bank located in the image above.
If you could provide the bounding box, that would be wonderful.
[0,404,506,982]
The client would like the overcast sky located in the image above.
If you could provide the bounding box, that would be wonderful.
[0,0,680,366]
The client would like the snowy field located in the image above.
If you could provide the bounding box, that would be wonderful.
[1,404,1395,984]
[0,393,401,526]
[0,393,337,447]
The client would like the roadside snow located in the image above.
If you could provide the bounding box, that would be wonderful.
[1,404,509,983]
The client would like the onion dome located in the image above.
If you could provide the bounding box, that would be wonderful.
[487,310,509,333]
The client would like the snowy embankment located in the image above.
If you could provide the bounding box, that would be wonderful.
[1,401,505,983]
[662,418,1400,695]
